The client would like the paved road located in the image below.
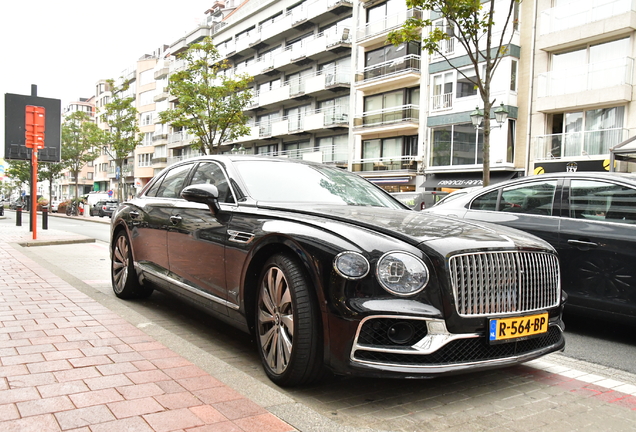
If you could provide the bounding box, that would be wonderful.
[4,214,636,431]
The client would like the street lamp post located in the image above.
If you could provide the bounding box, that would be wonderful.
[470,102,509,130]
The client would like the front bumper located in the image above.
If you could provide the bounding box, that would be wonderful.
[347,315,565,377]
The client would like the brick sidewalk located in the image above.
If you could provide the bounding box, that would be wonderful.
[0,236,296,432]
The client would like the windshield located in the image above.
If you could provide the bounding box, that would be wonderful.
[235,160,404,209]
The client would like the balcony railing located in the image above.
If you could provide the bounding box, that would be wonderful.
[357,55,421,84]
[350,156,418,173]
[358,8,422,41]
[356,105,420,128]
[540,0,635,35]
[534,128,628,160]
[431,92,453,111]
[537,57,634,97]
[432,37,455,59]
[257,144,348,165]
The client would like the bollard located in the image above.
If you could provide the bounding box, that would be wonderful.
[42,205,48,230]
[16,205,22,226]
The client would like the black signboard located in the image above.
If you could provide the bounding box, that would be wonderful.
[4,93,61,162]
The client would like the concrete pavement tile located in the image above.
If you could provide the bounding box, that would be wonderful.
[131,359,158,371]
[0,387,41,405]
[16,395,75,417]
[8,372,57,388]
[189,404,227,424]
[117,382,166,400]
[84,373,135,391]
[233,413,296,432]
[107,396,165,418]
[212,398,268,420]
[0,413,61,432]
[187,422,244,432]
[1,352,46,366]
[16,343,56,355]
[143,407,206,432]
[68,388,124,408]
[163,365,208,380]
[55,405,116,429]
[38,381,91,398]
[53,366,101,382]
[42,349,84,361]
[125,369,172,384]
[176,375,225,391]
[155,391,203,409]
[89,416,154,432]
[0,402,21,421]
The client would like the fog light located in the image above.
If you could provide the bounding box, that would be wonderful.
[387,322,415,345]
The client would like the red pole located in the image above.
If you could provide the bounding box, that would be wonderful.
[31,150,38,240]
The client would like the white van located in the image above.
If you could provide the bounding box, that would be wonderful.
[83,192,111,212]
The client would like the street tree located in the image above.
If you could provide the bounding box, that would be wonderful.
[159,36,253,155]
[39,161,66,203]
[61,111,102,202]
[388,0,519,186]
[103,78,141,201]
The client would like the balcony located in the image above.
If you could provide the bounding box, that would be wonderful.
[351,156,418,174]
[536,57,633,111]
[257,144,348,166]
[247,69,350,109]
[270,106,349,136]
[167,131,195,149]
[538,0,636,50]
[355,55,421,92]
[357,8,422,47]
[534,128,628,160]
[154,67,169,80]
[354,105,420,130]
[153,87,169,102]
[431,92,453,112]
[431,38,455,59]
[215,0,352,58]
[541,0,634,35]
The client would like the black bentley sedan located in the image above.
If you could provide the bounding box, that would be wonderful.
[110,156,565,386]
[426,171,636,324]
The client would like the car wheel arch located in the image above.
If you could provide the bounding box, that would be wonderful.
[242,240,326,338]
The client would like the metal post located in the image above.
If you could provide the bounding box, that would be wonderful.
[42,205,48,230]
[16,205,22,226]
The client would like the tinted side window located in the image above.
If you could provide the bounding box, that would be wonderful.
[189,162,235,204]
[499,180,556,215]
[470,190,499,211]
[570,180,636,224]
[152,164,193,199]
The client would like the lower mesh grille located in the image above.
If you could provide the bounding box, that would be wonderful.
[357,318,429,347]
[353,326,563,366]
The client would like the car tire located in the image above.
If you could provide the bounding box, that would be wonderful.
[111,231,153,299]
[255,253,323,387]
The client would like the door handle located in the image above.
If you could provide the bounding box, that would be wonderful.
[129,211,140,219]
[567,239,599,250]
[170,215,182,225]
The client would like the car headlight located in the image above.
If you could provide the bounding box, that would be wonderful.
[334,251,370,280]
[376,251,429,296]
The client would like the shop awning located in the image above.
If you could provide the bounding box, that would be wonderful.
[420,171,522,188]
[610,136,636,168]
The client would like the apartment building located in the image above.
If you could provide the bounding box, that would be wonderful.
[111,0,635,199]
[529,0,636,174]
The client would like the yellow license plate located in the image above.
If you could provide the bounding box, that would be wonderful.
[489,313,549,342]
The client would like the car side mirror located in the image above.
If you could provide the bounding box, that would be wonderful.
[181,184,221,216]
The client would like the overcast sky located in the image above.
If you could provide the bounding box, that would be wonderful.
[1,1,211,158]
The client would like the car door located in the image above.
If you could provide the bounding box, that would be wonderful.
[462,178,562,247]
[166,161,234,315]
[559,178,636,319]
[131,163,195,273]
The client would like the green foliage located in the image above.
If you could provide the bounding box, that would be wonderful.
[103,78,141,200]
[388,0,520,186]
[5,160,32,185]
[159,36,254,155]
[62,111,102,201]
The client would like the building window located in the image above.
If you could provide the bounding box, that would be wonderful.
[363,88,419,126]
[138,153,152,167]
[362,136,417,170]
[139,70,154,86]
[140,112,153,126]
[139,91,154,106]
[141,132,153,146]
[317,135,348,163]
[431,123,483,167]
[510,60,518,91]
[87,172,93,180]
[456,66,478,98]
[547,106,625,158]
[154,145,167,158]
[283,140,311,159]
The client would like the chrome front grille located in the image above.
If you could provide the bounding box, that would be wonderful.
[449,251,560,317]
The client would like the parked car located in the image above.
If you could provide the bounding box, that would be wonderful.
[425,171,636,323]
[50,200,61,213]
[390,191,449,210]
[90,199,119,217]
[0,203,3,216]
[110,155,565,386]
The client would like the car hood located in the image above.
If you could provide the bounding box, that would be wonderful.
[259,203,553,255]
